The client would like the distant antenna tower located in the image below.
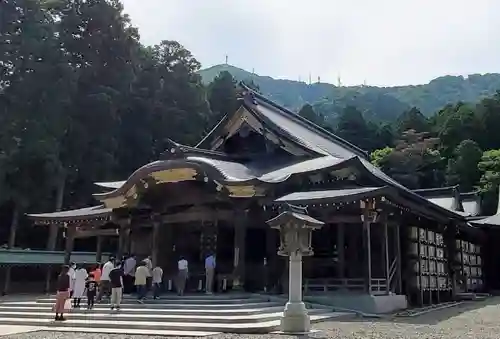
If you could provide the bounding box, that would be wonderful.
[252,68,255,75]
[363,79,367,86]
[308,72,312,85]
[225,55,228,65]
[337,74,342,87]
[317,76,321,84]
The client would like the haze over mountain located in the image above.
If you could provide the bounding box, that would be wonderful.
[200,64,500,122]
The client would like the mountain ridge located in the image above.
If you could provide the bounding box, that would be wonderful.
[199,64,500,121]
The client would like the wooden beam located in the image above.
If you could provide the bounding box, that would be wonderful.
[161,208,235,224]
[74,229,118,239]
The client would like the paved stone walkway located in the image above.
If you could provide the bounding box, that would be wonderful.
[0,325,39,336]
[6,297,500,338]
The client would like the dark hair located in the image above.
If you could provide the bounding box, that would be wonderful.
[89,273,94,278]
[60,265,69,274]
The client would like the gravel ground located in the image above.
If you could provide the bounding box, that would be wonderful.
[7,298,500,339]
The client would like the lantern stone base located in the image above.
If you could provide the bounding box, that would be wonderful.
[280,301,311,333]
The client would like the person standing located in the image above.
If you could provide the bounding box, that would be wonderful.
[109,261,124,310]
[205,253,216,294]
[54,265,71,321]
[134,261,149,303]
[72,264,88,308]
[177,256,188,296]
[85,274,98,310]
[143,255,153,292]
[67,262,76,297]
[123,254,136,294]
[97,257,114,302]
[152,265,163,300]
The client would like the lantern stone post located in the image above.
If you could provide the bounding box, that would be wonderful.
[266,204,324,334]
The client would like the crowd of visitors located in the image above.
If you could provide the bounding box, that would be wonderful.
[53,252,217,321]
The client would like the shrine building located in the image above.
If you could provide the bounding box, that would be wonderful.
[27,84,492,312]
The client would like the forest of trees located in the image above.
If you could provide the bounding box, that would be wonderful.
[3,0,500,251]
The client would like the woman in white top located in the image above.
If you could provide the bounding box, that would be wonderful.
[177,257,188,296]
[67,263,76,296]
[152,266,163,299]
[72,265,88,308]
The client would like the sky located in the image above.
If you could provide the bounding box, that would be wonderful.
[121,0,498,87]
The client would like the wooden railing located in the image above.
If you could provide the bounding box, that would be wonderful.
[303,278,365,292]
[370,278,387,293]
[304,277,388,294]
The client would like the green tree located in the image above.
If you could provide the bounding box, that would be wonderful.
[436,103,480,157]
[478,149,500,214]
[336,106,377,151]
[380,130,443,189]
[478,149,500,193]
[445,140,482,191]
[395,107,429,133]
[298,104,324,126]
[370,147,393,170]
[476,93,500,150]
[208,71,238,126]
[0,0,73,249]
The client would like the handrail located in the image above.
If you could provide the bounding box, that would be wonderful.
[389,257,397,283]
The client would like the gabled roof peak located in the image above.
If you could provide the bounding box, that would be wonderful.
[239,82,369,159]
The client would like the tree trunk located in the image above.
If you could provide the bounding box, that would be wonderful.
[8,204,20,249]
[46,174,65,250]
[45,173,66,293]
[4,204,20,295]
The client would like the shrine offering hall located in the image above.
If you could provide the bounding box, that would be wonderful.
[28,84,500,312]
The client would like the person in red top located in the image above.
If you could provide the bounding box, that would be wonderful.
[91,263,102,283]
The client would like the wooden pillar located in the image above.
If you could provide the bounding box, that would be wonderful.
[158,221,174,274]
[362,203,372,294]
[383,216,390,294]
[117,226,125,261]
[265,225,280,292]
[151,220,160,267]
[64,226,75,265]
[117,218,132,261]
[96,236,103,263]
[233,210,247,290]
[460,239,465,292]
[417,228,423,306]
[200,219,218,262]
[395,223,402,294]
[337,223,345,286]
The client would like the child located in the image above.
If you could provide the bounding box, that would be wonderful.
[85,274,98,310]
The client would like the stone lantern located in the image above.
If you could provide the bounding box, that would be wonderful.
[266,204,324,333]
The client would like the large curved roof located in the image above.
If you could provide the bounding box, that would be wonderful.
[93,152,355,201]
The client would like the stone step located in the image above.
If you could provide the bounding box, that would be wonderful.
[0,312,347,333]
[0,304,288,316]
[36,297,266,305]
[0,309,330,324]
[24,300,283,310]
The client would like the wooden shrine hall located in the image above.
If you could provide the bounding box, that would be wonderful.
[28,84,491,312]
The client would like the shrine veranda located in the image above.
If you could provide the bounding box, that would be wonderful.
[22,84,500,310]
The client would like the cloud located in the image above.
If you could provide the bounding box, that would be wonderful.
[121,0,499,86]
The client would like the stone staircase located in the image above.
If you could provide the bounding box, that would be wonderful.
[0,294,350,336]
